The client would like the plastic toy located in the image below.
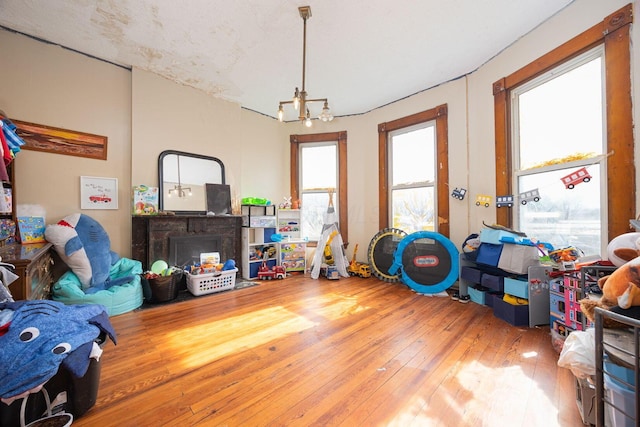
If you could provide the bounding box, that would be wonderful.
[257,263,286,280]
[348,244,371,278]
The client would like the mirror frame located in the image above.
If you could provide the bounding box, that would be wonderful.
[158,150,226,215]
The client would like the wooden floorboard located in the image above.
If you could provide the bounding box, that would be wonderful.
[71,274,584,427]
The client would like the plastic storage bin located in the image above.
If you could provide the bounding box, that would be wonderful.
[605,371,636,427]
[187,268,238,296]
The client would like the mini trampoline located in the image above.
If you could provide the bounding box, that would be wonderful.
[388,231,459,294]
[367,228,408,282]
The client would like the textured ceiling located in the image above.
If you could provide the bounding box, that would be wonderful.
[0,0,574,120]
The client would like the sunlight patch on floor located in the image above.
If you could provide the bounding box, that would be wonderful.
[164,293,370,369]
[300,292,370,320]
[379,359,563,427]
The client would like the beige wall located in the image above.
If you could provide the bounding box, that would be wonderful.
[0,0,636,263]
[0,29,132,255]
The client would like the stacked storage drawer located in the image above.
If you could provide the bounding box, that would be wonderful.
[492,265,551,328]
[493,276,530,327]
[461,266,486,304]
[460,266,505,307]
[458,256,551,328]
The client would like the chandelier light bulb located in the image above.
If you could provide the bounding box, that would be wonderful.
[278,105,284,122]
[293,88,300,110]
[319,101,334,122]
[304,108,312,127]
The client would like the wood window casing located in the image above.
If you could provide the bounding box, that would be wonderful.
[493,4,634,239]
[378,104,450,237]
[290,131,348,246]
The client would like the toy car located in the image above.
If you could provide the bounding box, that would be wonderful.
[257,264,286,280]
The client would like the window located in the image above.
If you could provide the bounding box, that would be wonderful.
[494,4,633,253]
[389,122,437,233]
[512,48,605,256]
[378,104,450,237]
[290,131,348,245]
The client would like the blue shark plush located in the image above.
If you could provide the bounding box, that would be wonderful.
[0,300,116,400]
[45,213,133,293]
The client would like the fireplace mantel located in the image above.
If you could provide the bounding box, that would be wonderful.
[131,215,243,276]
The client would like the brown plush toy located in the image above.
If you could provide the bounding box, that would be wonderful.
[580,255,640,328]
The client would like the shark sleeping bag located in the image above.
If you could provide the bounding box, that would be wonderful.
[0,300,116,402]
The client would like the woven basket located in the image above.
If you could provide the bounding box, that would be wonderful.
[144,271,182,303]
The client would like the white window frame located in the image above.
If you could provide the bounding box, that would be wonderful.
[510,46,607,255]
[388,121,438,233]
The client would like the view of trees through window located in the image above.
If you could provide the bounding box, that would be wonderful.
[513,47,605,256]
[390,123,436,233]
[299,143,337,241]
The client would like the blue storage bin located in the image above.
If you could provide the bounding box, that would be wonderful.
[468,286,486,305]
[493,296,529,326]
[504,277,528,299]
[461,266,483,284]
[605,371,636,427]
[485,292,502,308]
[604,356,636,389]
[481,273,504,293]
[476,243,503,267]
[479,228,522,245]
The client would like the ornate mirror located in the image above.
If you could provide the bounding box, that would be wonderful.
[158,150,225,214]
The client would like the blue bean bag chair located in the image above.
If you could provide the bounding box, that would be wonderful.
[52,257,143,316]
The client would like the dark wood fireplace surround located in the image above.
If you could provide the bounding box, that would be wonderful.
[131,215,243,276]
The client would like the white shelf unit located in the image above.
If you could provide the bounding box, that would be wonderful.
[277,209,302,240]
[241,204,278,280]
[242,227,278,280]
[276,209,306,273]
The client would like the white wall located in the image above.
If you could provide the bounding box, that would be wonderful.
[0,0,636,263]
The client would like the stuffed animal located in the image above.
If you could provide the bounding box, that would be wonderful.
[45,213,132,293]
[580,255,640,328]
[607,232,640,267]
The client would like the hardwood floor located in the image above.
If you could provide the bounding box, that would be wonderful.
[72,274,584,426]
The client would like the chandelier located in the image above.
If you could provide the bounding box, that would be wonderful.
[167,155,191,198]
[277,6,333,127]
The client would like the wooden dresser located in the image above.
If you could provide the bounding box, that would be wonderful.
[2,242,55,300]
